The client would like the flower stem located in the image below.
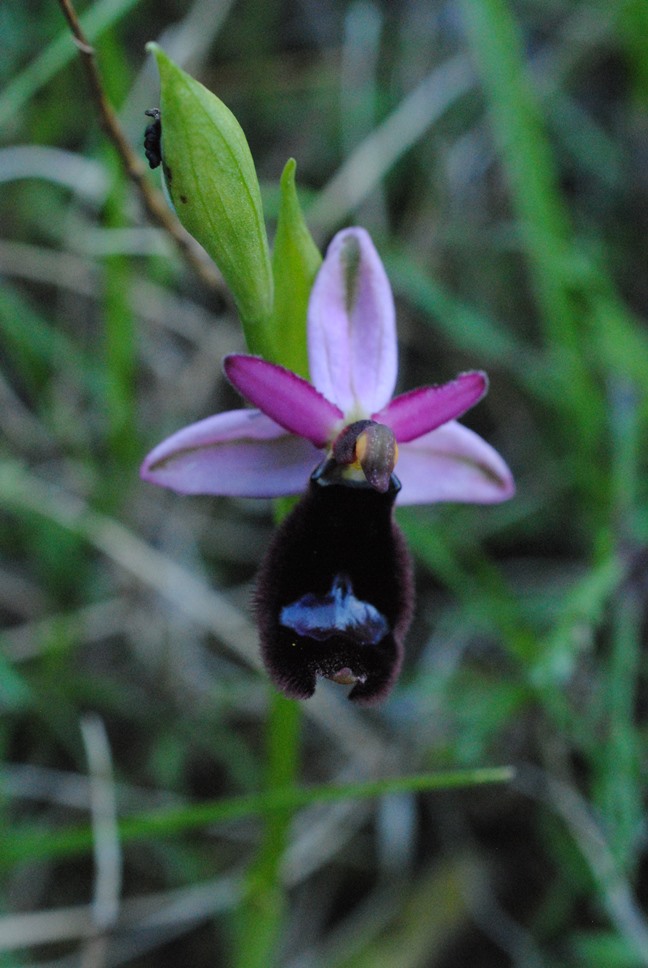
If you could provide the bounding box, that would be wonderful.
[234,692,301,967]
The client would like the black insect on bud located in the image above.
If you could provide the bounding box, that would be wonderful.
[143,108,162,169]
[255,457,413,705]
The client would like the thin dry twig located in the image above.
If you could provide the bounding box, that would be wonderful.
[0,875,243,953]
[55,0,222,291]
[79,714,121,968]
[80,715,122,931]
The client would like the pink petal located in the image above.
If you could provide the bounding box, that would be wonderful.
[308,228,397,415]
[394,421,515,505]
[141,409,320,497]
[224,355,343,448]
[373,372,488,443]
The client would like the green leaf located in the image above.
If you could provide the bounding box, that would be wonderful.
[459,0,575,349]
[0,0,141,128]
[0,652,31,712]
[0,768,513,868]
[269,159,321,376]
[148,44,273,352]
[572,930,646,968]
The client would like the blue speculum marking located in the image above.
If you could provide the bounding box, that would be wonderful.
[279,574,389,645]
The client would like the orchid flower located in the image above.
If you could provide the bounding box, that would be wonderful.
[142,228,514,703]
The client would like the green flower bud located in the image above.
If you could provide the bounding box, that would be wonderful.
[147,44,273,350]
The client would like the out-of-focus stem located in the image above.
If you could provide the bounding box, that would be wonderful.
[56,0,222,291]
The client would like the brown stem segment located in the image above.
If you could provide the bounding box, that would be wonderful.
[56,0,222,291]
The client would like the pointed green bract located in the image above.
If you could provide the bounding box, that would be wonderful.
[148,44,273,352]
[269,159,321,377]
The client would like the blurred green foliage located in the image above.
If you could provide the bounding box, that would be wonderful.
[0,0,647,966]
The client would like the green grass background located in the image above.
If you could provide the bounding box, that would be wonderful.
[1,0,647,965]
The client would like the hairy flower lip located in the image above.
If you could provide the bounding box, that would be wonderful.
[140,224,515,704]
[255,465,412,705]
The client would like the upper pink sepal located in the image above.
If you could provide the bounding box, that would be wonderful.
[140,408,319,497]
[223,355,344,447]
[395,421,516,505]
[373,371,488,443]
[307,228,397,415]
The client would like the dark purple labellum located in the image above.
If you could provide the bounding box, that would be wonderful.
[144,109,162,169]
[255,459,413,705]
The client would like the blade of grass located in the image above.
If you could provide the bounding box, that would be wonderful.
[619,0,648,104]
[459,0,605,452]
[102,170,139,474]
[306,54,474,233]
[399,508,537,665]
[531,555,624,693]
[459,0,623,555]
[0,0,141,128]
[0,285,104,401]
[384,248,585,410]
[385,249,525,365]
[399,508,611,738]
[331,860,473,968]
[0,767,514,870]
[599,585,643,873]
[459,0,576,351]
[0,460,260,670]
[596,379,643,873]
